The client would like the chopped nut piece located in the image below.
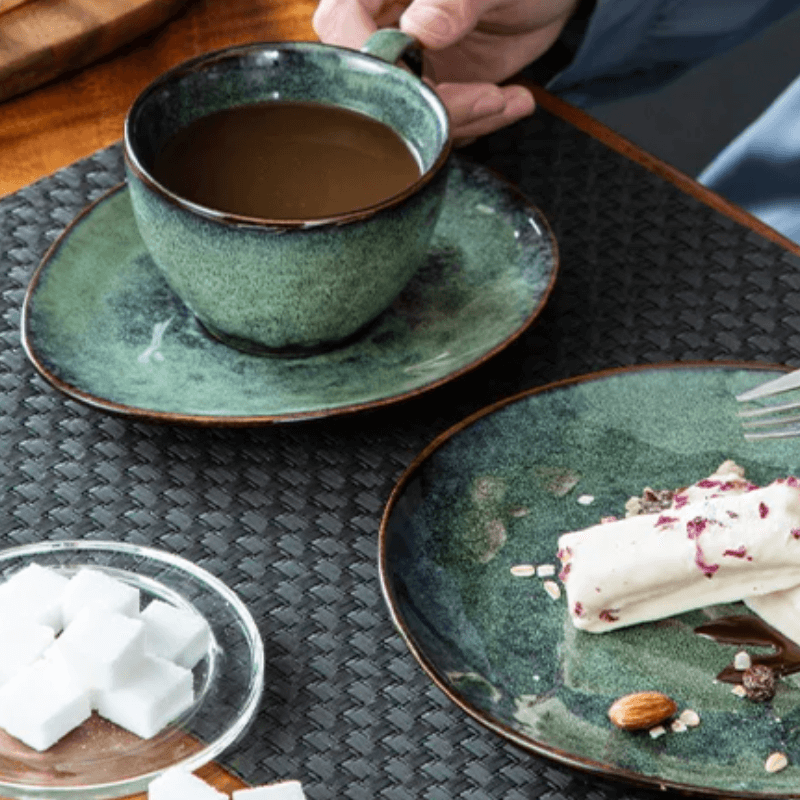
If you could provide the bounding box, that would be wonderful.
[743,664,776,702]
[624,497,644,516]
[648,725,666,739]
[670,719,687,733]
[733,651,752,671]
[510,564,536,578]
[625,487,675,517]
[537,564,556,578]
[731,685,747,698]
[678,709,700,727]
[765,752,789,773]
[577,495,595,505]
[542,580,561,600]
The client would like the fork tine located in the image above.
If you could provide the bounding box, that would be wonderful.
[744,424,800,441]
[738,398,800,419]
[740,402,800,438]
[737,368,800,402]
[741,412,800,429]
[737,369,800,439]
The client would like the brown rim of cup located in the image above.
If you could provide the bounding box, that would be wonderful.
[123,41,453,231]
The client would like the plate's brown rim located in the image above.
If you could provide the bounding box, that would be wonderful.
[378,360,799,799]
[19,161,559,427]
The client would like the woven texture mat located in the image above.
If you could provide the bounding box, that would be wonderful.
[3,108,800,799]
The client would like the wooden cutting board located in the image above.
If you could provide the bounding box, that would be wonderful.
[0,0,190,103]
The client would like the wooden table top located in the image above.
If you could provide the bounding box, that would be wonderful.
[0,0,317,198]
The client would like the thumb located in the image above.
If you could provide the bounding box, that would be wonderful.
[399,0,485,50]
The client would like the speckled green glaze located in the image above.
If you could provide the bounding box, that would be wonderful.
[124,38,450,352]
[380,364,800,797]
[21,158,557,424]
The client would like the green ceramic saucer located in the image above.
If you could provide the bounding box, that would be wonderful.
[380,363,800,797]
[21,158,557,425]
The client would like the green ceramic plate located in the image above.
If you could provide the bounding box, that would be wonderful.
[21,159,557,425]
[380,363,800,797]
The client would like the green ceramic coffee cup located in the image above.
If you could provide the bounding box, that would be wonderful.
[124,31,451,355]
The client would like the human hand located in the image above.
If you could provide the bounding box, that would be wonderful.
[313,0,581,142]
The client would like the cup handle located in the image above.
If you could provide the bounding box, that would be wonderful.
[360,28,418,64]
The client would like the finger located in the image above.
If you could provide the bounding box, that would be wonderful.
[453,87,535,143]
[453,86,535,140]
[451,99,532,143]
[399,0,494,50]
[434,82,534,138]
[313,0,386,47]
[434,81,505,121]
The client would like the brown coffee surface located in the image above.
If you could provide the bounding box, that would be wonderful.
[151,101,422,220]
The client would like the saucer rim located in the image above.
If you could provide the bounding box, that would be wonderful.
[21,159,559,426]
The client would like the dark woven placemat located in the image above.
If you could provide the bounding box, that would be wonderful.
[3,108,800,799]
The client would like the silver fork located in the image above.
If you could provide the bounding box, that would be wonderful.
[737,369,800,439]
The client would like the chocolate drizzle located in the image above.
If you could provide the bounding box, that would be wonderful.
[695,615,800,683]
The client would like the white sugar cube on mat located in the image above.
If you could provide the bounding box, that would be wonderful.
[0,657,91,751]
[61,568,140,625]
[57,608,146,691]
[0,563,69,630]
[233,781,307,800]
[148,768,227,799]
[141,600,211,668]
[0,622,55,686]
[95,655,193,739]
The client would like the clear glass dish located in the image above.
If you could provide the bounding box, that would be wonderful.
[0,540,264,799]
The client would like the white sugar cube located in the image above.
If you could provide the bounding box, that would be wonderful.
[61,569,140,625]
[0,657,91,751]
[56,608,146,691]
[141,600,211,668]
[95,655,193,739]
[233,781,307,800]
[148,768,227,799]
[0,564,69,630]
[0,622,55,686]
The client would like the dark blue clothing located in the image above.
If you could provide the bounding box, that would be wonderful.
[546,0,800,244]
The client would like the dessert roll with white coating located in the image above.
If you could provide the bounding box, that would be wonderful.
[558,477,800,633]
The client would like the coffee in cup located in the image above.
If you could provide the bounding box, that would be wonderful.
[150,101,423,220]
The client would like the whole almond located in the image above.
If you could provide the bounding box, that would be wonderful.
[608,691,678,731]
